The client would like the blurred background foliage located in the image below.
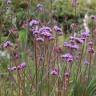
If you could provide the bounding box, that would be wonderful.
[0,0,96,38]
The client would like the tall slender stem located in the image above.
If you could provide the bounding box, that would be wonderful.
[34,37,38,96]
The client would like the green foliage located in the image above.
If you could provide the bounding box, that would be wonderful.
[70,78,96,96]
[19,29,28,45]
[53,0,96,17]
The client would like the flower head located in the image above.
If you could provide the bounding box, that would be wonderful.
[90,15,96,20]
[29,19,39,26]
[64,72,70,77]
[88,41,93,47]
[17,62,26,70]
[8,66,16,72]
[81,31,90,38]
[84,60,90,65]
[36,37,44,42]
[75,37,84,44]
[71,44,79,50]
[39,26,52,33]
[88,47,94,54]
[3,41,13,48]
[50,68,59,76]
[41,31,52,37]
[64,41,79,50]
[61,53,73,63]
[48,36,55,41]
[54,26,63,35]
[32,30,40,35]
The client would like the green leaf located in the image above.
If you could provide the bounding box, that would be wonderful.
[19,29,28,46]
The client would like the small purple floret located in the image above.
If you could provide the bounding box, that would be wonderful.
[36,37,44,42]
[3,41,13,48]
[29,19,39,26]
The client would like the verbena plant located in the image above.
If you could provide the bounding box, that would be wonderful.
[0,0,96,96]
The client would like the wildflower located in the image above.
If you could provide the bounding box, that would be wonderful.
[41,31,52,37]
[54,26,63,35]
[36,37,44,42]
[81,31,90,38]
[90,15,96,20]
[70,36,75,41]
[71,44,79,50]
[8,66,16,72]
[88,41,93,47]
[39,26,52,33]
[61,53,73,63]
[17,62,26,70]
[32,30,40,35]
[84,60,90,65]
[43,27,52,32]
[81,38,86,41]
[64,41,69,46]
[48,36,55,41]
[64,41,79,50]
[54,26,62,32]
[64,42,72,48]
[29,19,39,26]
[3,41,13,48]
[88,47,94,54]
[39,27,52,37]
[75,37,84,44]
[64,72,70,78]
[50,68,59,76]
[64,72,70,90]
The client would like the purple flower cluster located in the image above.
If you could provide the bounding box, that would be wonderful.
[17,62,27,70]
[29,19,39,26]
[88,47,94,54]
[3,41,13,48]
[39,26,52,33]
[36,37,44,42]
[70,36,85,44]
[8,66,16,72]
[64,71,70,90]
[8,62,26,72]
[88,41,94,54]
[64,41,79,50]
[84,60,90,65]
[63,29,91,64]
[32,26,56,42]
[61,53,73,63]
[54,26,63,36]
[81,31,90,38]
[91,15,96,21]
[74,37,84,44]
[50,68,59,76]
[30,20,64,43]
